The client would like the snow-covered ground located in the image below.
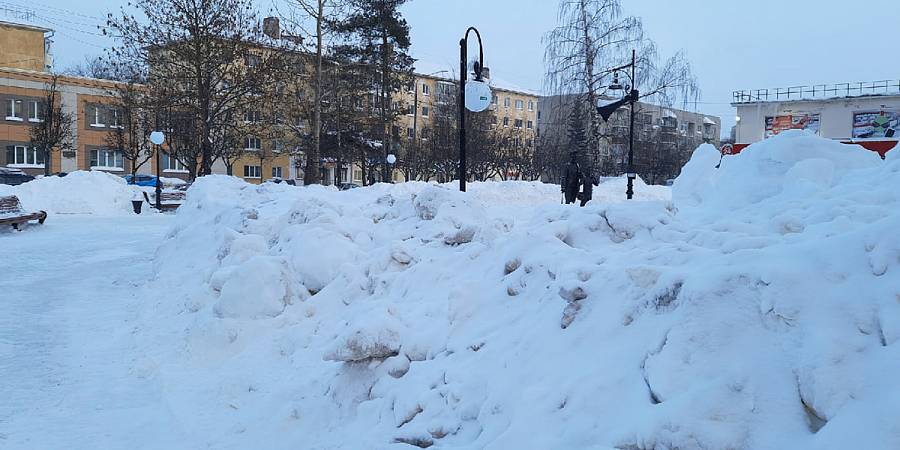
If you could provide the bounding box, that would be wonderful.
[1,131,898,449]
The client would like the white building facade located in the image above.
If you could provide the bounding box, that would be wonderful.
[732,80,900,157]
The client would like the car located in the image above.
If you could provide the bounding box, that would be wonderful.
[0,167,35,186]
[123,174,159,187]
[338,183,360,191]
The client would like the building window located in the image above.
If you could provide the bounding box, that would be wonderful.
[28,101,41,122]
[407,104,414,116]
[491,116,498,126]
[353,169,362,181]
[503,117,509,127]
[244,110,261,123]
[527,120,533,129]
[422,83,430,96]
[6,145,44,167]
[162,153,186,172]
[246,53,261,67]
[422,106,429,117]
[421,127,430,140]
[504,97,510,108]
[272,166,283,178]
[407,127,415,138]
[243,165,261,178]
[407,82,415,94]
[514,119,523,129]
[245,136,262,150]
[90,105,105,128]
[90,149,124,169]
[515,100,524,110]
[528,100,534,111]
[6,99,23,121]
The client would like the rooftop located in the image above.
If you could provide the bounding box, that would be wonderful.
[0,20,52,33]
[732,79,900,105]
[413,60,540,97]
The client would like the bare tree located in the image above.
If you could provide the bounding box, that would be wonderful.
[105,0,296,177]
[281,0,345,184]
[105,67,155,181]
[544,0,698,171]
[29,74,75,176]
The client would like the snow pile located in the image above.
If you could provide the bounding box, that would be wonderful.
[0,170,139,215]
[139,134,898,450]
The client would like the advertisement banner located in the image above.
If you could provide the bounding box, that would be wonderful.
[765,114,821,138]
[852,111,900,139]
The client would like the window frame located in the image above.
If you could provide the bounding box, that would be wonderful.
[28,101,42,123]
[8,145,44,167]
[89,105,105,128]
[243,165,261,179]
[6,99,23,122]
[245,136,262,151]
[89,148,124,170]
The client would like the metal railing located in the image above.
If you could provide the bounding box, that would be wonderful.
[733,80,900,104]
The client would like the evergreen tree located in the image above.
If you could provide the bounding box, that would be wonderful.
[332,0,414,184]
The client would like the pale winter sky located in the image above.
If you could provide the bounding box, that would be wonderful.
[9,0,900,138]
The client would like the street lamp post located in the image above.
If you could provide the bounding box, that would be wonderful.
[387,153,397,183]
[149,131,165,210]
[596,49,639,200]
[458,27,489,192]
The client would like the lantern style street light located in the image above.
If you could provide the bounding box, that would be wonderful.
[596,49,639,200]
[458,27,491,192]
[149,131,165,210]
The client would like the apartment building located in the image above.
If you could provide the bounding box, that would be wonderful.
[0,21,195,181]
[329,65,540,185]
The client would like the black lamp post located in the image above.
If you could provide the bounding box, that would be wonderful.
[458,27,485,193]
[596,49,639,200]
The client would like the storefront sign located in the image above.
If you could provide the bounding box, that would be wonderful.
[852,111,900,139]
[765,114,820,138]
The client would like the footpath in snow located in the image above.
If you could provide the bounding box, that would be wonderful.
[0,214,180,449]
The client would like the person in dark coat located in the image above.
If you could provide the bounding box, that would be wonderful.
[580,172,599,207]
[561,152,581,204]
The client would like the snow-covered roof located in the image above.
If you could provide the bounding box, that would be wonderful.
[413,60,540,97]
[662,109,678,119]
[703,116,716,125]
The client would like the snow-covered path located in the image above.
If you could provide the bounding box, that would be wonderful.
[0,215,180,449]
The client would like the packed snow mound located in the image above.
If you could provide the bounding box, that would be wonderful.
[139,138,898,450]
[0,170,138,215]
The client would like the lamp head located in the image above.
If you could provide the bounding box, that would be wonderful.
[608,71,623,91]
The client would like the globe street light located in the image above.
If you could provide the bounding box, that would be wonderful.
[386,153,397,183]
[458,26,491,192]
[149,131,165,210]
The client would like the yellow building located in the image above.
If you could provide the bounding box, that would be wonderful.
[0,21,191,180]
[333,66,540,185]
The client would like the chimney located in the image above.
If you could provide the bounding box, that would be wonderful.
[263,17,281,40]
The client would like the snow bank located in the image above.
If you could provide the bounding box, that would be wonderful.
[138,136,898,449]
[0,170,138,215]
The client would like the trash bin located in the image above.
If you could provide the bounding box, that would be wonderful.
[132,199,143,214]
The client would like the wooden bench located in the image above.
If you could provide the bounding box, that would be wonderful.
[0,195,47,230]
[142,190,187,211]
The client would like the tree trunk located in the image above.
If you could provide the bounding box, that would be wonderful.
[305,0,324,186]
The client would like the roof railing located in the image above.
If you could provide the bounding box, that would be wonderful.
[733,80,900,104]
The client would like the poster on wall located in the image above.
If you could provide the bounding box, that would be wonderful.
[765,114,821,138]
[852,111,899,139]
